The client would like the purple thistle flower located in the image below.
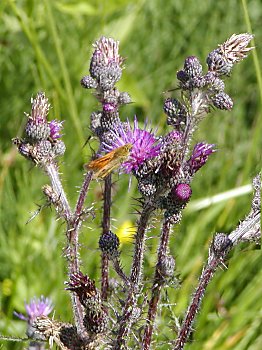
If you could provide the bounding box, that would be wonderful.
[103,102,117,113]
[102,117,160,173]
[188,142,216,174]
[172,183,192,202]
[14,296,53,324]
[49,120,64,139]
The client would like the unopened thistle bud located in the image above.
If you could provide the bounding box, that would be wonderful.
[52,140,66,157]
[35,140,52,159]
[80,75,98,89]
[184,56,203,79]
[163,98,187,129]
[118,91,132,105]
[99,231,120,260]
[177,69,189,83]
[100,110,121,132]
[208,77,225,92]
[184,56,203,78]
[158,255,176,279]
[206,49,234,76]
[172,183,192,203]
[210,233,232,259]
[138,178,157,197]
[211,92,233,110]
[83,309,108,334]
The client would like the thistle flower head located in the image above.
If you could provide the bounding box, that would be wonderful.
[188,142,216,174]
[99,231,120,260]
[171,183,192,202]
[207,33,254,76]
[66,272,98,307]
[219,33,254,64]
[103,102,117,113]
[183,56,203,79]
[102,117,160,173]
[49,120,64,139]
[14,296,53,324]
[30,92,50,124]
[89,37,124,90]
[92,36,124,67]
[160,130,183,148]
[25,92,51,141]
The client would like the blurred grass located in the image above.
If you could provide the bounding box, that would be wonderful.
[0,0,261,349]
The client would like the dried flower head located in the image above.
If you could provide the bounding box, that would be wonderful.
[219,33,254,64]
[89,36,124,91]
[92,36,124,67]
[30,92,50,124]
[66,272,97,307]
[206,33,254,76]
[25,92,51,141]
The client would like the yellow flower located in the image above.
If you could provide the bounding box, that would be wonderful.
[116,220,136,244]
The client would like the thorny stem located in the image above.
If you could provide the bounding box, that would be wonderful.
[74,171,93,218]
[143,218,172,350]
[112,258,130,286]
[45,164,93,334]
[69,171,93,333]
[173,257,219,350]
[229,212,260,244]
[181,90,206,162]
[173,176,261,350]
[45,162,71,219]
[101,175,112,301]
[101,253,109,301]
[113,202,155,349]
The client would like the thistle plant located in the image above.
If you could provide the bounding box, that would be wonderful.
[7,33,260,350]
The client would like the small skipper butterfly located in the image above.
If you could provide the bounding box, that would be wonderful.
[84,143,132,179]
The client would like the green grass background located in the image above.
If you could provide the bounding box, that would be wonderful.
[0,0,261,349]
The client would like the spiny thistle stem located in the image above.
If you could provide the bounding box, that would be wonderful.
[112,258,130,286]
[45,164,92,334]
[173,257,219,350]
[101,175,112,300]
[143,218,172,350]
[74,172,93,218]
[45,162,71,219]
[174,174,260,350]
[130,202,155,286]
[113,202,155,349]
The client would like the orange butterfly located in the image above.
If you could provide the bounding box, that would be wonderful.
[84,143,132,179]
